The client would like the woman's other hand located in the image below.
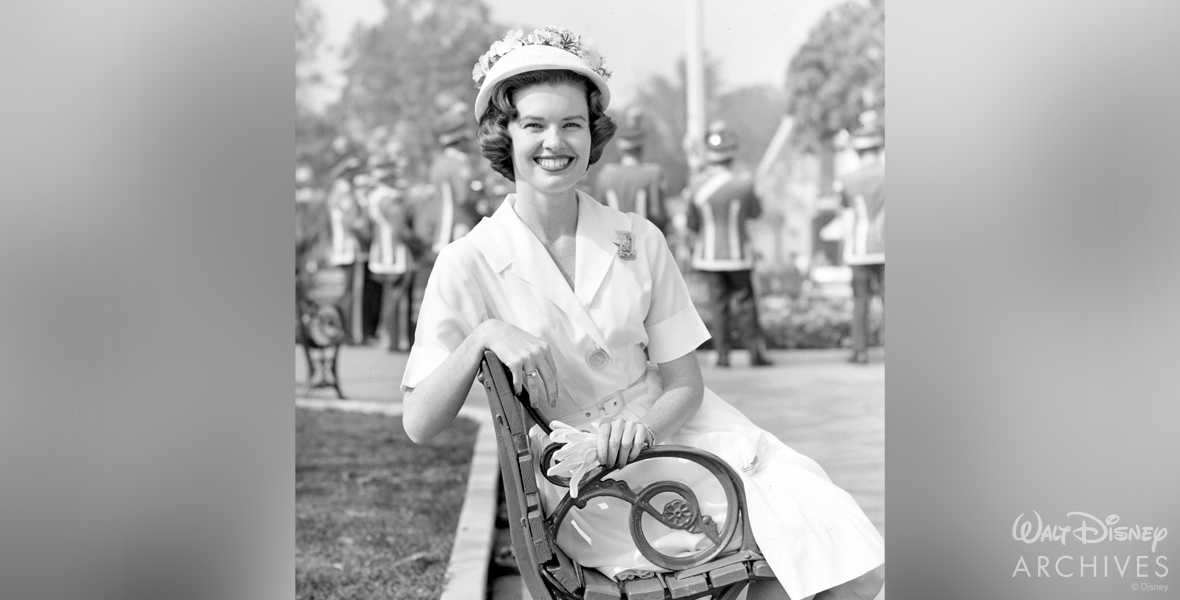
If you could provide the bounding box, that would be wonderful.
[477,320,559,408]
[596,418,654,470]
[590,352,703,469]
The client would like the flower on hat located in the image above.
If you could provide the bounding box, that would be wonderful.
[472,26,612,88]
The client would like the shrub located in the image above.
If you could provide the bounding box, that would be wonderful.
[759,293,883,349]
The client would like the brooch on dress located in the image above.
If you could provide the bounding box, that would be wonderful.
[614,230,636,260]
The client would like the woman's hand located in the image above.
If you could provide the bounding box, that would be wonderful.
[591,352,704,470]
[477,320,559,408]
[596,418,654,470]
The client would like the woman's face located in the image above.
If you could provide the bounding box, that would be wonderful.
[507,82,591,196]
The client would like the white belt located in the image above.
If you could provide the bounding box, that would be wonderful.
[556,377,650,428]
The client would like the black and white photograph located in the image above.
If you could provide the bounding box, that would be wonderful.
[295,1,886,599]
[8,1,1179,599]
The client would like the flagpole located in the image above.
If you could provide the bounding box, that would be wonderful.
[684,0,706,177]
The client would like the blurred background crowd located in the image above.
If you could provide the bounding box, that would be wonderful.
[295,0,885,360]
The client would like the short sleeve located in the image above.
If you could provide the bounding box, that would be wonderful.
[400,244,487,390]
[640,219,710,363]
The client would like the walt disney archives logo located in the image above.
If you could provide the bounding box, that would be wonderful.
[1011,512,1169,579]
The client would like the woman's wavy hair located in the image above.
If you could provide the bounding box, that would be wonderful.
[477,69,616,182]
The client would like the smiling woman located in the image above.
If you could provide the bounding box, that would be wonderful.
[400,27,884,600]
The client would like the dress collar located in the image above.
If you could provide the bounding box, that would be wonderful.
[467,191,632,349]
[472,192,629,283]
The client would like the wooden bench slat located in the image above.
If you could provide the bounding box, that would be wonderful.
[532,536,552,561]
[546,546,582,595]
[519,454,538,494]
[502,392,526,432]
[708,562,748,588]
[621,576,665,600]
[666,573,708,599]
[527,508,553,561]
[583,568,622,600]
[513,432,531,454]
[750,559,775,580]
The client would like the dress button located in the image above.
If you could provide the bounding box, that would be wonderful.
[586,348,609,370]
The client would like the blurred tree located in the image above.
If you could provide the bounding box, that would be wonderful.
[622,61,781,204]
[295,0,350,212]
[296,0,335,272]
[715,84,787,171]
[624,57,720,199]
[337,0,503,178]
[296,0,324,113]
[784,0,884,193]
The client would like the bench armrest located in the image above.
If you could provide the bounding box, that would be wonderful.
[480,351,763,575]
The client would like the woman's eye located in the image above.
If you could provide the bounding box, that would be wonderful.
[524,123,542,130]
[564,122,582,129]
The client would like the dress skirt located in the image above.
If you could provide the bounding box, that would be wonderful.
[529,382,885,600]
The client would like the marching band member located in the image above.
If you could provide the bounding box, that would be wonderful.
[593,107,668,232]
[686,122,774,367]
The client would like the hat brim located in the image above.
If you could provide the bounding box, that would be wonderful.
[616,137,644,150]
[474,45,611,121]
[706,149,736,162]
[851,136,884,150]
[438,129,472,146]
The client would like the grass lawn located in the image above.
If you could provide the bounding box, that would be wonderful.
[296,408,478,600]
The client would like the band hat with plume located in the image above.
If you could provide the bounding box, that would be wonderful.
[850,125,884,150]
[850,110,884,150]
[615,107,646,150]
[851,134,884,151]
[472,26,612,120]
[704,120,738,162]
[435,100,472,145]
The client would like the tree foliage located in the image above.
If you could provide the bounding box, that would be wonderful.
[609,58,783,198]
[715,84,786,171]
[622,58,720,195]
[784,0,884,148]
[296,0,324,113]
[336,0,503,178]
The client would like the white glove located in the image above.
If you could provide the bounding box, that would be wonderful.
[545,420,603,498]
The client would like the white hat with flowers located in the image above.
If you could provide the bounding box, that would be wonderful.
[472,26,612,120]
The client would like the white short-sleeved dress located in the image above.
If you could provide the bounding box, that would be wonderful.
[402,192,884,600]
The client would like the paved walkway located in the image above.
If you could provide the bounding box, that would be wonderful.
[295,344,886,542]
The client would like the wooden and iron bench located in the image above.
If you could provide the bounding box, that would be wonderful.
[298,300,347,399]
[479,350,775,600]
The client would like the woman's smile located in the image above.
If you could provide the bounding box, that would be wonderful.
[534,155,574,171]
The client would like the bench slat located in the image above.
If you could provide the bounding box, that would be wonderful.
[583,569,622,600]
[546,546,582,594]
[519,454,538,494]
[513,432,531,454]
[750,559,775,580]
[708,563,748,588]
[621,576,665,600]
[666,573,708,599]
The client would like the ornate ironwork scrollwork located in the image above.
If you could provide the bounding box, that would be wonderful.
[542,446,745,571]
[663,498,693,527]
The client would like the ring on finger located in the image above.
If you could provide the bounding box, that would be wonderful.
[527,369,541,379]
